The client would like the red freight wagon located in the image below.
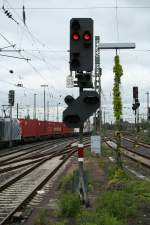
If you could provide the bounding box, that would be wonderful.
[62,123,73,135]
[47,121,54,136]
[37,120,49,137]
[53,122,63,135]
[19,119,74,141]
[19,119,38,138]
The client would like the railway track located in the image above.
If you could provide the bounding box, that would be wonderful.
[0,139,55,156]
[0,137,77,164]
[0,137,89,176]
[0,138,90,225]
[122,136,150,149]
[0,137,78,188]
[0,136,79,165]
[105,136,150,168]
[0,143,77,192]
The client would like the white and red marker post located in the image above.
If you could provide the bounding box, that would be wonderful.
[78,125,89,207]
[78,144,84,162]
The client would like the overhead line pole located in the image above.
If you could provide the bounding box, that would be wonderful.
[47,100,49,121]
[9,104,13,148]
[17,103,19,119]
[33,93,37,119]
[146,92,149,121]
[99,42,136,165]
[41,85,48,121]
[94,36,100,132]
[56,102,60,122]
[94,36,102,153]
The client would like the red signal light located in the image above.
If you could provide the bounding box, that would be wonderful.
[83,32,91,41]
[72,33,80,41]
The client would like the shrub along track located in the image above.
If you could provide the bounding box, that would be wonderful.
[0,138,90,225]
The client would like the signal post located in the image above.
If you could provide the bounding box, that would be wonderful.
[63,18,99,206]
[8,90,15,148]
[132,86,140,133]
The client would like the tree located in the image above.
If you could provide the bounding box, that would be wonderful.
[113,55,123,168]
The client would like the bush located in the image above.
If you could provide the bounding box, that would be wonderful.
[51,222,66,225]
[77,209,123,225]
[59,173,74,192]
[77,209,96,224]
[96,190,138,220]
[59,193,81,217]
[84,148,91,159]
[101,144,112,157]
[33,210,50,225]
[108,166,127,180]
[99,158,105,169]
[98,211,123,225]
[124,180,150,202]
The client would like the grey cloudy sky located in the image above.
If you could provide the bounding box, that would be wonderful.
[0,0,150,121]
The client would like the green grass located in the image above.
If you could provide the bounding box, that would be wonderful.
[84,148,91,159]
[48,146,150,225]
[59,193,81,217]
[97,190,138,220]
[98,157,105,169]
[108,165,127,180]
[59,173,74,192]
[59,168,94,194]
[50,221,67,225]
[77,209,123,225]
[33,210,51,225]
[101,144,113,157]
[124,179,150,202]
[77,187,139,225]
[77,163,150,225]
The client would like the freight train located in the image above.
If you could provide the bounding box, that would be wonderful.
[0,118,73,146]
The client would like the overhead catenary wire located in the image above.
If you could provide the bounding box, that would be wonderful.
[0,28,63,98]
[4,6,150,10]
[1,3,147,122]
[2,0,136,108]
[26,60,66,98]
[0,44,15,50]
[115,0,120,42]
[23,49,67,53]
[0,53,30,60]
[3,0,47,48]
[0,32,14,46]
[0,31,68,100]
[0,76,38,93]
[1,4,19,24]
[3,0,68,76]
[2,0,70,71]
[0,56,40,96]
[2,0,97,68]
[0,2,99,117]
[0,32,30,61]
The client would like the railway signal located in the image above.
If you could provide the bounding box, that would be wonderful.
[63,90,99,128]
[132,86,140,133]
[148,107,150,120]
[68,18,94,206]
[132,86,140,111]
[133,86,138,99]
[8,90,15,106]
[74,72,93,88]
[132,100,140,111]
[70,18,93,72]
